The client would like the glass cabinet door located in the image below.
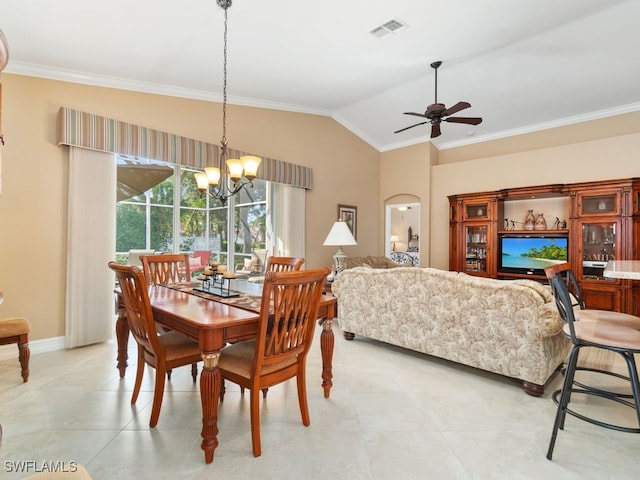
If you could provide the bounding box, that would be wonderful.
[577,191,620,215]
[464,202,489,220]
[580,220,618,281]
[465,225,488,274]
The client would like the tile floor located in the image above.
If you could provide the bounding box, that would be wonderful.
[0,324,638,480]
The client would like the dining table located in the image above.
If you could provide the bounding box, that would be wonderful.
[603,260,640,280]
[114,278,337,463]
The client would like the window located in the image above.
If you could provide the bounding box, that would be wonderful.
[115,155,267,269]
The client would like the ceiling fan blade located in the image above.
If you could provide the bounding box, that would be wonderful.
[394,121,429,134]
[444,116,483,125]
[431,122,441,138]
[442,101,471,117]
[403,112,429,118]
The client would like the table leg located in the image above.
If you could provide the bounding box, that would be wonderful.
[115,299,129,378]
[200,351,221,463]
[320,317,334,398]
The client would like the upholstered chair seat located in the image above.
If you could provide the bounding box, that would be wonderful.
[0,317,31,382]
[25,463,92,479]
[574,309,640,329]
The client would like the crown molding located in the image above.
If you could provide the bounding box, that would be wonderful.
[436,102,640,150]
[4,61,332,117]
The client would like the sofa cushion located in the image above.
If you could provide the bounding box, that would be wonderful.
[365,256,397,268]
[346,257,369,269]
[346,256,405,269]
[511,279,553,302]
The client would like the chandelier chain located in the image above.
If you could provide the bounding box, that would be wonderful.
[221,0,229,151]
[194,0,260,207]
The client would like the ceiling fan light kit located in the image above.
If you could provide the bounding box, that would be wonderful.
[394,60,483,139]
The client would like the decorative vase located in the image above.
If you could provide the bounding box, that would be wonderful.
[534,213,547,230]
[524,210,535,230]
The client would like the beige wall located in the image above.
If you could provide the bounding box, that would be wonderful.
[0,74,379,341]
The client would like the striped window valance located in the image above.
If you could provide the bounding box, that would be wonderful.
[57,107,313,189]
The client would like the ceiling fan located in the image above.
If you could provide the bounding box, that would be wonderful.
[394,61,482,138]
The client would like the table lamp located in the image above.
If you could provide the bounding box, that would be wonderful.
[323,220,357,281]
[390,235,399,251]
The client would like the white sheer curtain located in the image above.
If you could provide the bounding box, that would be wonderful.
[65,147,116,347]
[268,183,305,259]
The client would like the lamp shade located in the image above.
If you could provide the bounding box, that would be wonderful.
[323,221,357,246]
[390,235,399,242]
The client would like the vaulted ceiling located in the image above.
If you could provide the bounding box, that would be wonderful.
[3,0,639,151]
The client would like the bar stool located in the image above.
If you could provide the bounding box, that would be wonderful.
[545,263,640,393]
[545,267,640,460]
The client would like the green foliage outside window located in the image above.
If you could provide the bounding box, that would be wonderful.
[116,203,146,252]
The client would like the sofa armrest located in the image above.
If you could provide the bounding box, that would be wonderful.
[535,302,566,338]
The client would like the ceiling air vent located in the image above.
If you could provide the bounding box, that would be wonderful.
[370,18,408,38]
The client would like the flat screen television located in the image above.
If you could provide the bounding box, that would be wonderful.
[498,234,568,276]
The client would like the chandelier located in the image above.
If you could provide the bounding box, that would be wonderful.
[195,0,261,206]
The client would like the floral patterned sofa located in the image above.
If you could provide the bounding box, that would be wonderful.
[331,267,570,396]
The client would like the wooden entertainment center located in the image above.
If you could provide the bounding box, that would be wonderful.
[448,177,640,315]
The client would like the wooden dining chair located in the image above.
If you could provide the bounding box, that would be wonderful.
[140,253,197,380]
[108,262,202,428]
[219,267,330,456]
[264,256,304,272]
[141,253,191,285]
[0,317,31,382]
[0,289,31,383]
[230,256,306,398]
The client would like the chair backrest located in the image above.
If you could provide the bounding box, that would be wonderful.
[254,268,330,373]
[108,262,163,357]
[544,263,579,342]
[265,256,304,273]
[141,253,190,285]
[544,262,585,309]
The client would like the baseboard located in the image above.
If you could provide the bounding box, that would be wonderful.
[0,336,65,361]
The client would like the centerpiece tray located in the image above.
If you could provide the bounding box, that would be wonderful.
[193,285,239,298]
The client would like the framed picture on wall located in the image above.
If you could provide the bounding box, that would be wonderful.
[338,204,357,240]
